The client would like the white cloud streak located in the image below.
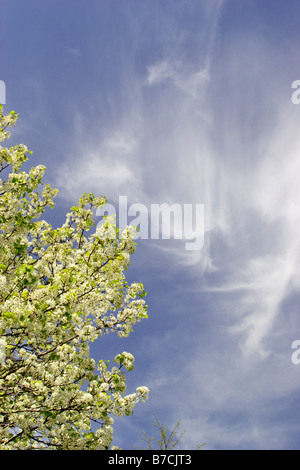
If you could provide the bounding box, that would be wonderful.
[56,0,300,357]
[51,0,300,448]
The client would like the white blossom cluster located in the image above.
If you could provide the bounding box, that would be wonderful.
[0,106,149,449]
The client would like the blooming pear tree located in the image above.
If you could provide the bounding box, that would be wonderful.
[0,106,149,449]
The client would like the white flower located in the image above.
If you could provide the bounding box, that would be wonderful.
[0,275,6,289]
[0,104,149,449]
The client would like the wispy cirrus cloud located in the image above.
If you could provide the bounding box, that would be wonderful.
[147,59,210,102]
[48,0,300,448]
[53,0,300,360]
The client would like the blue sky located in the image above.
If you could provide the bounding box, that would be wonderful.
[3,0,300,449]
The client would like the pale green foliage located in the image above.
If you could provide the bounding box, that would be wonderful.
[0,106,149,449]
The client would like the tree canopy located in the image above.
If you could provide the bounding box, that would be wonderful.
[0,106,149,449]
